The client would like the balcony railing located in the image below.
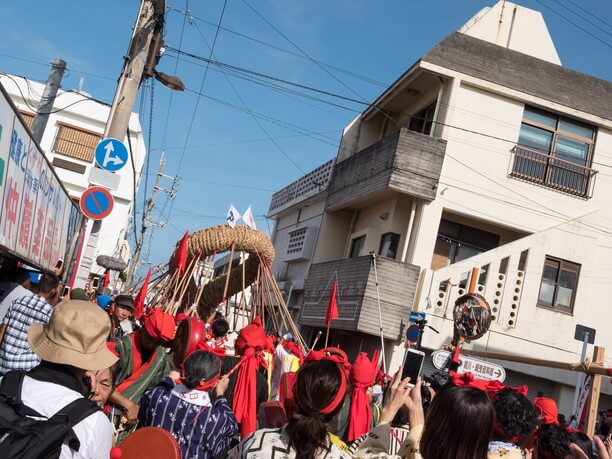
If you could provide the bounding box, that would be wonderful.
[510,146,598,198]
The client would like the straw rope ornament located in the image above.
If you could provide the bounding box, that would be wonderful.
[169,224,275,318]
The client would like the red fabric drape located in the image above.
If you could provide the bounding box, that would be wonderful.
[175,231,189,275]
[133,269,151,320]
[102,270,110,289]
[348,350,380,441]
[283,341,304,364]
[325,280,339,326]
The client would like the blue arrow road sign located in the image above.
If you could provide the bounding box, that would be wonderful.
[409,311,426,323]
[94,138,128,172]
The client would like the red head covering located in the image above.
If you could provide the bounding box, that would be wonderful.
[233,317,266,438]
[452,372,528,399]
[143,309,176,341]
[534,397,559,425]
[264,334,277,354]
[305,347,351,375]
[283,341,304,364]
[348,350,380,441]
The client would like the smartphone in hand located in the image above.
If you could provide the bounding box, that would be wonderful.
[402,348,425,387]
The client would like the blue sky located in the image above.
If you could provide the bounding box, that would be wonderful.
[0,0,610,274]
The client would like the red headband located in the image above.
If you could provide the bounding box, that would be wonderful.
[180,359,222,391]
[320,363,348,415]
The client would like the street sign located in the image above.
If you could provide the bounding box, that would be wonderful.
[409,311,426,323]
[94,138,128,172]
[88,167,120,191]
[432,350,506,382]
[80,186,114,220]
[574,324,595,344]
[406,324,420,344]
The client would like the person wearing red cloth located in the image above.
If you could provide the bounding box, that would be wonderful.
[534,397,560,426]
[232,316,268,438]
[109,309,175,443]
[347,351,380,442]
[270,333,303,401]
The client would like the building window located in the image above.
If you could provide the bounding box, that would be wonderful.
[408,102,436,135]
[53,123,102,162]
[511,106,597,197]
[287,228,307,255]
[349,235,366,258]
[378,232,400,259]
[431,219,500,270]
[537,256,580,313]
[18,110,35,129]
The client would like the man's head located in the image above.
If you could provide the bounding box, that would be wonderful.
[140,309,176,351]
[37,273,62,306]
[111,294,134,322]
[70,288,90,301]
[28,300,118,376]
[212,319,229,339]
[9,267,31,290]
[492,388,538,445]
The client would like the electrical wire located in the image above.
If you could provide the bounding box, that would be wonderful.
[165,6,388,87]
[126,130,140,246]
[534,0,612,48]
[563,0,612,30]
[190,20,306,173]
[550,0,612,36]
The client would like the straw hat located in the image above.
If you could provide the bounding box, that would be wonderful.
[28,300,118,371]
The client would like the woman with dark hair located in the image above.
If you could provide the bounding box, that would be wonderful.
[228,359,351,459]
[355,372,493,459]
[138,350,238,459]
[488,388,537,458]
[535,423,572,458]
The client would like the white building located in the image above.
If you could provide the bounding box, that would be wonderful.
[268,1,612,415]
[0,74,146,289]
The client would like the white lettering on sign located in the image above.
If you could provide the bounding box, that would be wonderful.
[431,350,506,382]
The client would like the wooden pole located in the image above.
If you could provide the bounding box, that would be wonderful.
[325,323,331,347]
[468,267,479,294]
[445,345,611,376]
[585,346,605,437]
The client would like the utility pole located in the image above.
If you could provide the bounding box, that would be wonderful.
[31,59,66,143]
[125,152,179,283]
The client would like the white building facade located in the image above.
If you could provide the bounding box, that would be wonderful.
[268,2,612,415]
[0,74,146,289]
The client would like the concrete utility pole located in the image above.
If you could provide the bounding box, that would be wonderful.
[125,152,179,283]
[31,59,66,143]
[104,0,159,139]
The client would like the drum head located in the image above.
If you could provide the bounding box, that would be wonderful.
[171,316,206,368]
[453,293,492,341]
[119,427,182,459]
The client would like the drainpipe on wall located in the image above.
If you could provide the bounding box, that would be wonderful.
[432,77,445,138]
[400,199,417,263]
[343,210,360,258]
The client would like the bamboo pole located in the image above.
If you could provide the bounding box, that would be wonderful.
[444,345,611,376]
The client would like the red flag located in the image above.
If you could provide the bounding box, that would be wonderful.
[325,280,339,326]
[102,270,110,289]
[133,268,151,320]
[175,231,189,274]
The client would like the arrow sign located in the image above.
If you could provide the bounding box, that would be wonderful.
[94,138,128,172]
[80,186,114,220]
[431,350,506,382]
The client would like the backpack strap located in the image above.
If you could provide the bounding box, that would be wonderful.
[49,397,100,452]
[0,370,41,418]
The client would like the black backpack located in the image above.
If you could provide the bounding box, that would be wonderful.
[0,370,100,459]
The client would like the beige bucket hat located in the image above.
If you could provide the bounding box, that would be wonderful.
[28,300,118,371]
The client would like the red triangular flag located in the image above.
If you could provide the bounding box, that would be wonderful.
[325,280,339,326]
[102,270,110,289]
[133,268,151,320]
[175,231,189,274]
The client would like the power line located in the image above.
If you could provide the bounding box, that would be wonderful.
[534,0,612,48]
[189,20,306,173]
[548,0,612,37]
[164,0,229,226]
[166,6,388,88]
[562,0,612,31]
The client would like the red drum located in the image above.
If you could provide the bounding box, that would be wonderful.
[117,427,182,459]
[171,316,206,368]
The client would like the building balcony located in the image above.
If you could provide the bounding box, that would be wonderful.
[299,255,420,339]
[326,128,447,211]
[509,146,598,198]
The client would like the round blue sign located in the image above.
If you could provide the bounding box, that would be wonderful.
[80,186,114,220]
[94,138,128,172]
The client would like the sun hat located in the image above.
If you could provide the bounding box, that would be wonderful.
[28,300,118,371]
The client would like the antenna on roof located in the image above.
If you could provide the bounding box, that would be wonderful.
[78,76,85,93]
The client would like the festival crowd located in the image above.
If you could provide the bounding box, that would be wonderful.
[0,266,610,459]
